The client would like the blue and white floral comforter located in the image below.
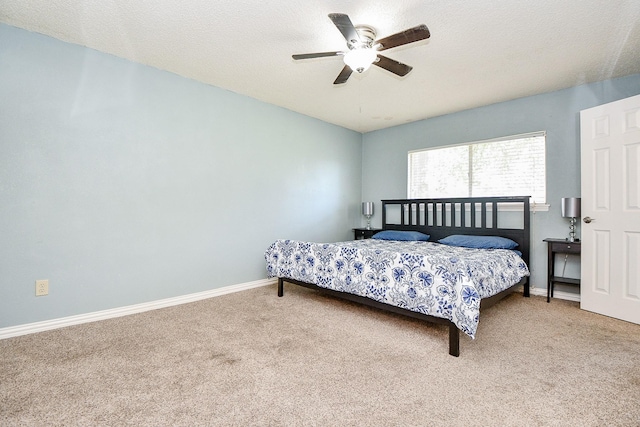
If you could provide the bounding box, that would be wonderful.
[265,239,529,338]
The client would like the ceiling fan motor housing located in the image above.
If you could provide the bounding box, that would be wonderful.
[348,25,377,50]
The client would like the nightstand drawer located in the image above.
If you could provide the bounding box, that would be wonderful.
[353,228,382,240]
[549,241,581,254]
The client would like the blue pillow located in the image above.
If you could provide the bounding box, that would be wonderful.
[371,230,430,241]
[438,235,518,249]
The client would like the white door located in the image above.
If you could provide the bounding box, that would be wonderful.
[580,94,640,325]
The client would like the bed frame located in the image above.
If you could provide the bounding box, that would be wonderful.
[277,196,531,357]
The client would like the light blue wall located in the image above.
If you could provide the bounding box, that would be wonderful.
[362,73,640,292]
[0,24,362,328]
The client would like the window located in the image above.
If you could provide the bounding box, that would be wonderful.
[408,132,546,204]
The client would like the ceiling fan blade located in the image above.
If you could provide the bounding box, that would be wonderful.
[374,55,413,77]
[292,51,341,60]
[328,13,361,44]
[333,65,353,85]
[376,25,430,51]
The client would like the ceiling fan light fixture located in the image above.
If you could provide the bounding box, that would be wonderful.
[292,14,430,84]
[343,48,377,73]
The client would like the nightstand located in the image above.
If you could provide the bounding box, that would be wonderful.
[353,228,382,240]
[543,238,581,302]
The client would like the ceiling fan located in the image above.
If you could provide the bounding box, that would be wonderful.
[292,13,430,85]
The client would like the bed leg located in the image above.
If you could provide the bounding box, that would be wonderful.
[278,278,284,297]
[449,324,460,357]
[523,279,530,298]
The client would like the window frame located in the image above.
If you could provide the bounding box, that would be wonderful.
[407,131,549,211]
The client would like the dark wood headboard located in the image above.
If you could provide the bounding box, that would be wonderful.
[381,196,531,266]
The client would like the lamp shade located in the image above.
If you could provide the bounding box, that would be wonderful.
[561,197,581,218]
[362,202,374,216]
[344,48,377,73]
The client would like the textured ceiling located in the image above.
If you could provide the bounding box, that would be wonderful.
[2,0,640,133]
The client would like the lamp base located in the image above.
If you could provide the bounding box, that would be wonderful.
[567,217,579,243]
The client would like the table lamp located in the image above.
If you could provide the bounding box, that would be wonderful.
[561,197,581,242]
[362,202,374,230]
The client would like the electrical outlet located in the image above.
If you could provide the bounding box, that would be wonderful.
[36,279,49,296]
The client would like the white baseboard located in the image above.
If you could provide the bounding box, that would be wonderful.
[529,286,581,302]
[0,278,276,340]
[1,280,579,340]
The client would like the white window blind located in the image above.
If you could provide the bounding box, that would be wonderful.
[408,132,546,204]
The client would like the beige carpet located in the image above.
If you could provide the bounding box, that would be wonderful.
[1,283,639,426]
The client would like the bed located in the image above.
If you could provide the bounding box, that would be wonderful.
[265,196,531,356]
